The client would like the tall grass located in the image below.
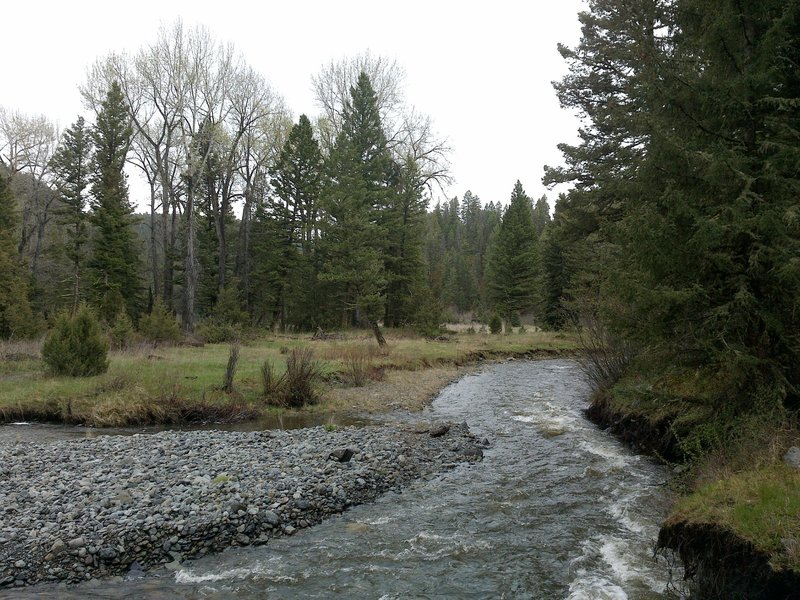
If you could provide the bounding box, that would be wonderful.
[261,348,322,408]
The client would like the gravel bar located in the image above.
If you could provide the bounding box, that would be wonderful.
[0,422,484,587]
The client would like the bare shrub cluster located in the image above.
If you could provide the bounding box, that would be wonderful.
[261,348,322,408]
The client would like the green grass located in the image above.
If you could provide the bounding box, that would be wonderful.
[0,328,576,427]
[668,466,800,572]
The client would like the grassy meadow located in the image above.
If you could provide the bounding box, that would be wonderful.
[0,328,576,427]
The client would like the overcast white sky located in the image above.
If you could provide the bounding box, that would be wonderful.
[3,0,586,211]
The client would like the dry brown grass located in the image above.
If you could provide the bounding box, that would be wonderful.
[0,337,43,362]
[322,365,473,413]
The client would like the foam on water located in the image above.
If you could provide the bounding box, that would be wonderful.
[567,574,629,600]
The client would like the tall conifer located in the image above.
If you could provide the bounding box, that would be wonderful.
[486,181,540,322]
[88,81,141,321]
[51,116,91,311]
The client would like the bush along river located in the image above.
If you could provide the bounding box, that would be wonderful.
[1,360,676,598]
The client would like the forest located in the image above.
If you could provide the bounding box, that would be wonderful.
[2,0,799,437]
[0,25,557,347]
[1,0,799,594]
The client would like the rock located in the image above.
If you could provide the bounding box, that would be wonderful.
[429,424,451,438]
[14,560,26,568]
[67,537,86,549]
[328,448,354,462]
[0,421,478,587]
[783,447,800,470]
[125,562,146,579]
[263,510,282,527]
[459,445,484,460]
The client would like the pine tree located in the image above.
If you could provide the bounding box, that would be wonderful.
[382,158,428,327]
[486,181,540,322]
[88,81,142,322]
[258,114,324,330]
[550,0,800,417]
[51,116,91,311]
[319,72,393,341]
[614,0,800,403]
[538,196,570,330]
[531,195,551,238]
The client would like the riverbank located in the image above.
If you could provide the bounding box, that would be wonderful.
[0,421,484,588]
[0,329,576,428]
[586,378,800,599]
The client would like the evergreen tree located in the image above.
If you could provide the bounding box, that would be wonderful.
[50,116,91,311]
[550,0,800,419]
[256,114,324,330]
[486,181,540,322]
[531,195,550,238]
[0,173,38,339]
[615,0,800,404]
[382,158,428,327]
[88,81,141,322]
[538,196,570,330]
[319,72,393,340]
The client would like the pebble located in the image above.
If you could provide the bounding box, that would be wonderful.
[0,422,482,587]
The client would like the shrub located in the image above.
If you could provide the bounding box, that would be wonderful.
[510,312,521,327]
[211,281,248,325]
[139,298,182,345]
[344,345,369,387]
[196,320,242,344]
[283,348,322,407]
[262,348,322,408]
[261,359,285,400]
[576,313,634,392]
[42,306,109,376]
[489,315,503,334]
[222,343,240,393]
[196,282,248,344]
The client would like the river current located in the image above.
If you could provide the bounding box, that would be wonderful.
[3,359,675,599]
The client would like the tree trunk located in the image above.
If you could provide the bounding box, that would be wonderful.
[162,189,173,309]
[149,180,160,298]
[370,319,387,347]
[183,185,198,332]
[235,187,252,307]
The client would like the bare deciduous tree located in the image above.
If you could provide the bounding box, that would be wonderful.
[0,108,60,276]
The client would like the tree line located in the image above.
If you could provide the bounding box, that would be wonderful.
[0,21,560,343]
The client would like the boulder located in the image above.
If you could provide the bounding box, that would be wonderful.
[783,447,800,470]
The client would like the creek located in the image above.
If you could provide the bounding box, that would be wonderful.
[2,359,674,599]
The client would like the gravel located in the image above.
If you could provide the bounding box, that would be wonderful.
[0,422,483,587]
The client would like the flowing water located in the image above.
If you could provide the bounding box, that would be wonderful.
[4,359,676,599]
